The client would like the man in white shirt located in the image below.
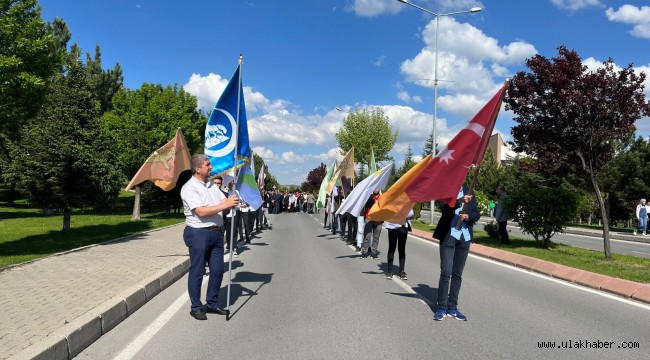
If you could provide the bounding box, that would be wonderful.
[181,155,239,320]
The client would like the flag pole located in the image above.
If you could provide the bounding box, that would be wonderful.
[226,54,243,320]
[454,79,509,230]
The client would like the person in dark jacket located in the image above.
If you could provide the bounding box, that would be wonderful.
[433,185,480,322]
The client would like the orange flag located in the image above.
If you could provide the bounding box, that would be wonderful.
[404,82,507,207]
[367,154,432,224]
[125,128,191,191]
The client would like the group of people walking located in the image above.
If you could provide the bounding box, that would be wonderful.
[322,188,411,280]
[320,183,486,322]
[180,154,485,323]
[266,189,317,214]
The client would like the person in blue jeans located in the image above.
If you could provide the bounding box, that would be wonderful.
[634,198,648,236]
[181,155,240,320]
[434,186,480,321]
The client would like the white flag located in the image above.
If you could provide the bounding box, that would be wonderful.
[336,162,394,217]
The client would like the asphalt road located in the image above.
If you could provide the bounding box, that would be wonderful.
[420,210,650,259]
[77,211,650,360]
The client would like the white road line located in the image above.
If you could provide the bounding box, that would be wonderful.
[406,234,650,311]
[113,251,235,360]
[111,279,201,360]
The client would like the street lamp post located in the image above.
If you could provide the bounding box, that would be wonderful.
[396,0,481,225]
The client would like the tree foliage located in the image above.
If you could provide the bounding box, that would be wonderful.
[335,107,397,174]
[8,50,124,230]
[252,152,279,190]
[475,147,506,199]
[301,162,326,193]
[0,0,68,161]
[85,45,123,115]
[508,184,578,248]
[504,46,650,259]
[101,83,206,180]
[599,137,650,224]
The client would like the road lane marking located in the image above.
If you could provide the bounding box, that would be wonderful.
[112,281,196,360]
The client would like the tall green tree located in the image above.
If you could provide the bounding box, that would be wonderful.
[1,1,69,204]
[0,0,64,141]
[101,83,206,218]
[85,45,123,115]
[475,147,505,198]
[335,107,397,174]
[421,128,439,158]
[505,46,650,259]
[8,49,124,231]
[251,152,279,190]
[101,83,205,180]
[599,137,650,224]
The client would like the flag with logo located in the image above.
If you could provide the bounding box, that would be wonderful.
[235,163,263,210]
[404,82,507,207]
[125,128,191,191]
[336,162,393,217]
[205,63,251,177]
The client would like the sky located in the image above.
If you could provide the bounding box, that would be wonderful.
[38,0,650,185]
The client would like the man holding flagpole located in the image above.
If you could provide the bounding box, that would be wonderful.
[433,186,480,321]
[181,154,240,320]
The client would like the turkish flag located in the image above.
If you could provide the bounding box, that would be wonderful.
[405,82,508,207]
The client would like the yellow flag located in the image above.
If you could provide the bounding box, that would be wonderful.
[367,154,432,224]
[125,128,191,191]
[326,146,354,194]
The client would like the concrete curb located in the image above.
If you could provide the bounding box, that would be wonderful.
[409,228,650,305]
[8,256,190,360]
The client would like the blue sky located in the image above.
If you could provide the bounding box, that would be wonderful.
[39,0,650,184]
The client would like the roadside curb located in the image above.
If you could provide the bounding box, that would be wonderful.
[409,228,650,305]
[563,228,650,244]
[9,257,190,360]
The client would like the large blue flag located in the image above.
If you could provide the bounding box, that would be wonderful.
[205,64,251,176]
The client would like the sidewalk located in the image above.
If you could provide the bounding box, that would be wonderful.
[1,224,190,360]
[2,222,649,360]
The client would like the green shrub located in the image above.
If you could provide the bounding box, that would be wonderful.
[483,221,499,239]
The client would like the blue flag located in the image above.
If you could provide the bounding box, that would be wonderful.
[205,64,251,176]
[235,163,263,210]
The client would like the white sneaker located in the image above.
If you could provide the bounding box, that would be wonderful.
[633,231,637,236]
[233,249,239,257]
[644,233,647,236]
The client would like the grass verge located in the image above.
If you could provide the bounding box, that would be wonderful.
[0,202,183,268]
[411,220,650,284]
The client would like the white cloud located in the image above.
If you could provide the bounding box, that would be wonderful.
[395,83,423,104]
[373,55,387,67]
[183,73,270,113]
[550,0,602,11]
[399,17,534,118]
[252,146,276,163]
[347,0,403,17]
[400,17,536,83]
[606,5,650,39]
[280,151,304,164]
